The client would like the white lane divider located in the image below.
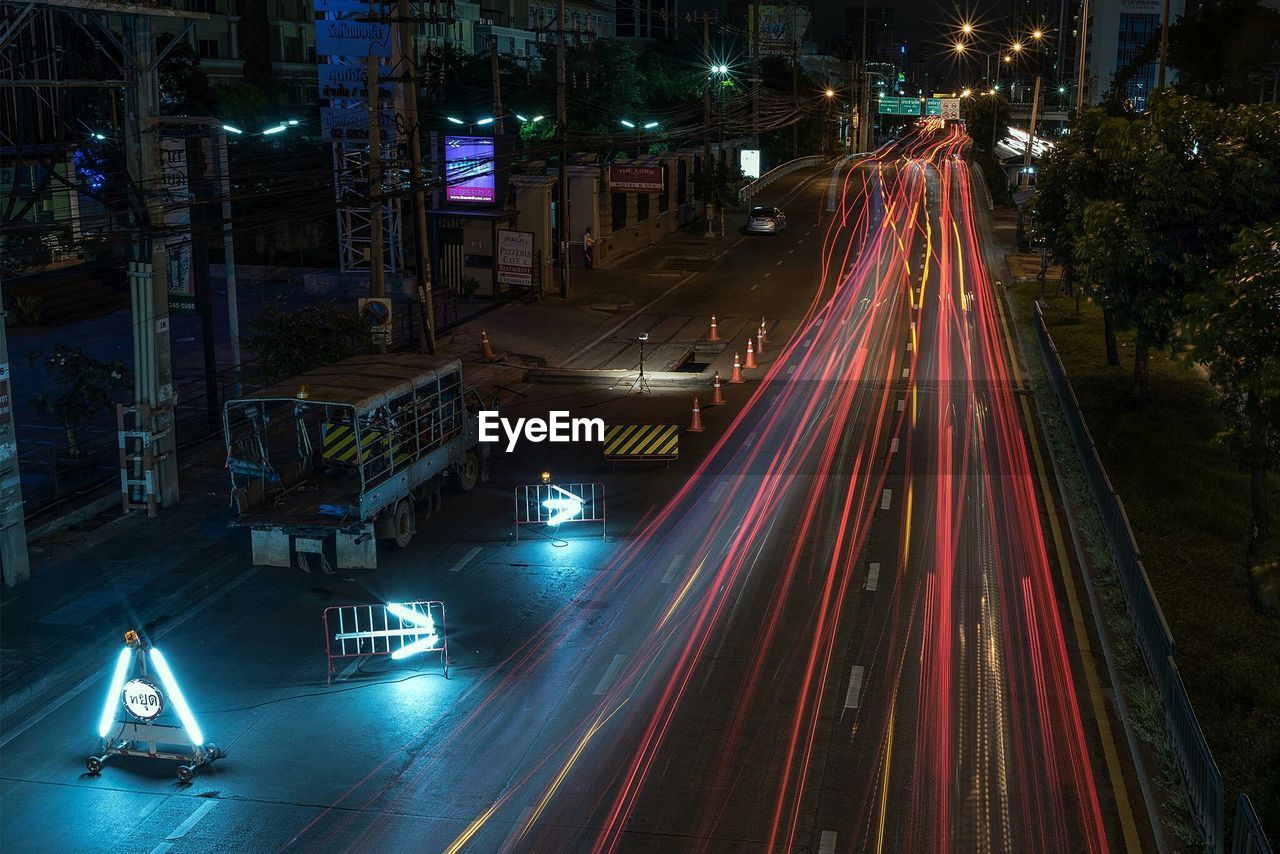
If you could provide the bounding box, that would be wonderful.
[788,249,795,255]
[710,481,728,503]
[662,553,685,584]
[865,562,880,591]
[889,437,899,454]
[820,830,838,854]
[881,489,892,510]
[751,284,760,290]
[803,339,812,347]
[787,364,796,375]
[594,654,626,695]
[150,801,218,854]
[450,546,483,573]
[775,260,783,266]
[901,366,910,378]
[764,272,773,278]
[744,431,758,449]
[897,398,905,412]
[843,665,865,709]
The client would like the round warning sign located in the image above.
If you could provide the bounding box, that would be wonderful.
[122,677,165,722]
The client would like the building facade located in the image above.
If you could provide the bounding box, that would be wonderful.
[1085,0,1184,107]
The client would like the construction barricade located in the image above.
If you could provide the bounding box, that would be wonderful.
[322,600,449,683]
[513,482,606,541]
[603,424,679,465]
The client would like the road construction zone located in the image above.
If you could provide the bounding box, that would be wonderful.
[478,411,606,452]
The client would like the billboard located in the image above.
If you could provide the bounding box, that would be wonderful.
[316,20,393,57]
[608,164,663,192]
[159,136,195,315]
[740,149,761,180]
[318,63,393,101]
[497,230,535,287]
[320,104,398,142]
[445,136,496,203]
[750,5,810,56]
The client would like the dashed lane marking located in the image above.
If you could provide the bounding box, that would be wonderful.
[901,367,910,378]
[450,546,483,573]
[896,398,905,412]
[149,801,218,854]
[662,554,685,584]
[710,482,728,503]
[844,666,866,709]
[881,489,892,510]
[594,654,626,695]
[889,437,899,453]
[820,830,838,854]
[866,562,880,591]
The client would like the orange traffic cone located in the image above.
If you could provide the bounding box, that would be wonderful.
[730,353,744,384]
[709,371,726,406]
[688,397,705,432]
[708,315,721,342]
[755,327,765,356]
[745,338,757,369]
[481,329,495,361]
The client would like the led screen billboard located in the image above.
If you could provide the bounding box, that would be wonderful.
[445,136,496,203]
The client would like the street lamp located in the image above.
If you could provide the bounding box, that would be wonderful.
[620,119,659,158]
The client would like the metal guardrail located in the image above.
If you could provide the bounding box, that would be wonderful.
[738,155,828,205]
[1031,300,1255,854]
[1232,795,1274,854]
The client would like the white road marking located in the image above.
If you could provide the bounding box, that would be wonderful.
[897,398,905,412]
[334,656,366,683]
[803,339,812,347]
[787,364,796,375]
[906,341,913,351]
[450,546,482,573]
[744,431,758,449]
[710,481,728,503]
[881,489,892,510]
[775,260,783,266]
[594,654,626,695]
[662,554,685,584]
[764,272,772,278]
[820,830,838,854]
[751,284,759,290]
[902,366,910,378]
[844,666,865,709]
[788,249,795,254]
[149,801,218,854]
[0,565,258,751]
[889,437,899,453]
[866,562,880,591]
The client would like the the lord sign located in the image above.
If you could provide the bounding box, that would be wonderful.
[609,164,663,193]
[496,230,534,287]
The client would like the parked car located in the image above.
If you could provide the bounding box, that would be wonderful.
[746,205,787,234]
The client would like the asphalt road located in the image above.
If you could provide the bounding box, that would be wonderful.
[0,129,1144,853]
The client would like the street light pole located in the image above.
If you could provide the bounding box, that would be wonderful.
[556,0,569,298]
[1076,0,1091,112]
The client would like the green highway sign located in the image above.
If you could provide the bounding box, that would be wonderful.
[877,97,924,116]
[925,98,942,116]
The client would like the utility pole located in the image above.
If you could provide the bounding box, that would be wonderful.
[210,129,242,393]
[791,46,799,158]
[366,53,385,301]
[703,13,712,170]
[860,1,869,152]
[850,54,857,154]
[751,0,760,151]
[1156,0,1171,89]
[1076,0,1091,113]
[1022,75,1041,190]
[556,0,570,298]
[399,0,435,352]
[123,12,178,508]
[185,136,219,428]
[0,283,30,588]
[490,35,504,135]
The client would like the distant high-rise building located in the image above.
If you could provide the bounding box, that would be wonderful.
[1084,0,1183,107]
[844,6,895,63]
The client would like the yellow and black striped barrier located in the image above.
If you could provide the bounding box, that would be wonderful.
[603,424,679,463]
[323,422,377,466]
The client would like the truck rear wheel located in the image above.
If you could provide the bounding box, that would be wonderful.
[393,499,414,548]
[455,450,479,492]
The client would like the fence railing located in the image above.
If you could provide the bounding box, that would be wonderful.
[1232,795,1274,854]
[738,155,829,205]
[1031,300,1266,854]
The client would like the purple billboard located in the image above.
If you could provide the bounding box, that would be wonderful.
[444,136,496,203]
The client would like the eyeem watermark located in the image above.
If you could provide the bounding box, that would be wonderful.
[478,411,605,452]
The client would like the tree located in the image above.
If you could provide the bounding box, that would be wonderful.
[157,34,214,115]
[962,93,1012,158]
[1190,223,1280,556]
[26,346,131,457]
[243,301,375,385]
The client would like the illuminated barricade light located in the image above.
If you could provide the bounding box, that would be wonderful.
[97,647,133,738]
[542,484,584,527]
[324,600,450,679]
[149,648,204,747]
[386,602,441,660]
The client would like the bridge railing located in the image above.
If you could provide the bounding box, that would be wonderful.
[1031,301,1275,854]
[737,155,829,205]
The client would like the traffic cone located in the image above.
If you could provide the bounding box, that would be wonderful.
[708,315,721,342]
[480,329,495,361]
[745,338,757,369]
[730,353,744,384]
[709,371,726,406]
[688,397,705,432]
[755,327,765,356]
